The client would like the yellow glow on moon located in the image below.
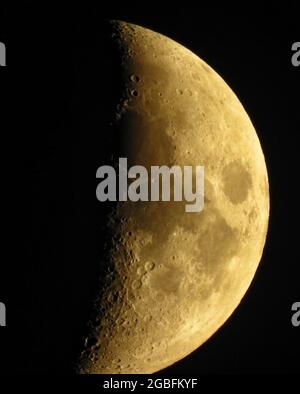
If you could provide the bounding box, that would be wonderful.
[78,21,269,374]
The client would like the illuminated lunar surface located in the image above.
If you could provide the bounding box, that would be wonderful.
[78,21,269,374]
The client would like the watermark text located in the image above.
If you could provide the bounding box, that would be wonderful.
[0,302,6,326]
[96,158,204,213]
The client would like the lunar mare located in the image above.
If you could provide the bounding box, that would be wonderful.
[78,21,269,374]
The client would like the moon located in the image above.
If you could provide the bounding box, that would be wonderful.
[78,20,269,374]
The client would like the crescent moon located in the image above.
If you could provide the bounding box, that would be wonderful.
[78,20,269,374]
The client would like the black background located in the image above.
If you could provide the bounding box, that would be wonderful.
[0,1,299,376]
